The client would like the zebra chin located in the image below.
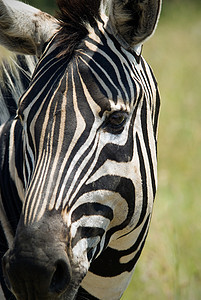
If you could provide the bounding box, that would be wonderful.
[2,213,89,300]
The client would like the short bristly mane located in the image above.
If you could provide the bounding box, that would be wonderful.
[0,54,37,124]
[56,0,102,56]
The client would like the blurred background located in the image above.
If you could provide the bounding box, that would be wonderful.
[123,1,201,299]
[1,0,201,299]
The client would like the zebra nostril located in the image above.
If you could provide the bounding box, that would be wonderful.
[49,259,72,294]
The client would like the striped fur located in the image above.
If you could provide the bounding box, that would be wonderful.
[0,1,161,299]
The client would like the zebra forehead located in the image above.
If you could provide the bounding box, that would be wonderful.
[18,26,141,121]
[67,31,141,108]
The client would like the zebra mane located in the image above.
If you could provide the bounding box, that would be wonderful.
[56,0,102,56]
[0,54,37,124]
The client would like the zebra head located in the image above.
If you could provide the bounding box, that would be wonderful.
[0,0,162,299]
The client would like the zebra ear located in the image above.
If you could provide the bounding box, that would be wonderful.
[108,0,162,49]
[0,0,59,57]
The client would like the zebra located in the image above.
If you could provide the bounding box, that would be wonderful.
[0,0,162,299]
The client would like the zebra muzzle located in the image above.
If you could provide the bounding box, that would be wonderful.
[2,248,72,299]
[2,217,73,300]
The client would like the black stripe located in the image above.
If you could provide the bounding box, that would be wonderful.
[0,121,22,232]
[73,175,135,248]
[89,215,150,277]
[154,87,160,140]
[135,133,148,228]
[72,227,105,248]
[71,203,113,222]
[82,53,119,102]
[140,98,156,197]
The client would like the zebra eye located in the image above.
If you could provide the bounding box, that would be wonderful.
[109,112,126,126]
[104,111,128,134]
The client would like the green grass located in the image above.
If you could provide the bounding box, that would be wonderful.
[122,2,201,300]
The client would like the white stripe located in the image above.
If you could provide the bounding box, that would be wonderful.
[71,215,110,239]
[81,269,134,300]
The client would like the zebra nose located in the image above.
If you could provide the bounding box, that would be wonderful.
[2,250,72,299]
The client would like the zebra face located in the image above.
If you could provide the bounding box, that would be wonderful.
[1,0,162,299]
[10,29,143,295]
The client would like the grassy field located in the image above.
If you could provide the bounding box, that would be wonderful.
[122,2,201,300]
